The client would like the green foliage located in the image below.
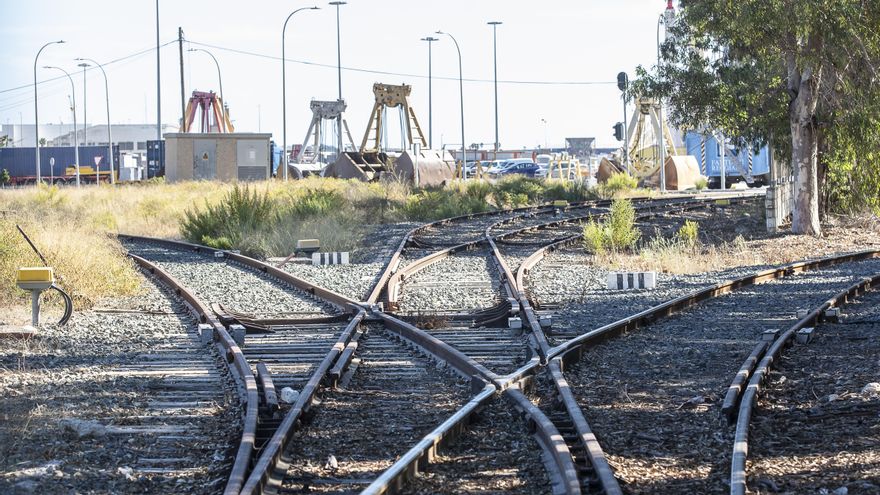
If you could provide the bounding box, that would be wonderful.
[582,219,608,255]
[288,188,345,217]
[494,176,545,205]
[607,198,640,250]
[402,189,491,221]
[181,185,274,255]
[631,0,880,219]
[0,168,10,186]
[582,199,641,254]
[676,220,699,248]
[597,173,638,199]
[694,176,708,191]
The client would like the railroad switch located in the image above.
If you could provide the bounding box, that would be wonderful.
[16,267,54,326]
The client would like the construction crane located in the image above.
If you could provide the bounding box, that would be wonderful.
[182,91,234,133]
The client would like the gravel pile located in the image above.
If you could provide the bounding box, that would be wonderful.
[124,240,335,317]
[563,258,880,494]
[398,249,502,312]
[0,275,240,494]
[747,286,880,494]
[408,399,551,494]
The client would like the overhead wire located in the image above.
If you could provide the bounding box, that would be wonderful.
[185,40,616,87]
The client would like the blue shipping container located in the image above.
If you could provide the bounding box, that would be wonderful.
[684,132,769,179]
[146,140,164,178]
[0,145,119,179]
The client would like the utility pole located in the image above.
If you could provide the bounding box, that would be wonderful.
[78,62,89,144]
[156,0,162,141]
[179,27,185,130]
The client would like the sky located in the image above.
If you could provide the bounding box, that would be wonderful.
[0,0,669,150]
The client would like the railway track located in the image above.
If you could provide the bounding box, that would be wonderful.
[740,282,880,493]
[104,190,880,495]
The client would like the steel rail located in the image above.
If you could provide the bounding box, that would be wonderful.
[729,272,880,495]
[549,357,622,495]
[128,254,259,495]
[547,249,880,363]
[370,199,611,306]
[360,383,497,495]
[504,386,582,494]
[240,311,365,495]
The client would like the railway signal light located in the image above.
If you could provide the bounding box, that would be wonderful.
[613,122,625,141]
[617,72,628,92]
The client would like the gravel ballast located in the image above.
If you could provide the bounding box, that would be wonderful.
[746,285,880,494]
[0,275,240,494]
[124,240,336,317]
[563,258,880,494]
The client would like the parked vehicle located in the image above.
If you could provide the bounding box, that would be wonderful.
[494,161,540,177]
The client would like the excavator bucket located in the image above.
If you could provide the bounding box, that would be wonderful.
[662,155,701,190]
[392,149,456,187]
[597,157,626,183]
[325,151,390,181]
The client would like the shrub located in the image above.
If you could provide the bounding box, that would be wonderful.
[181,184,274,254]
[582,199,640,254]
[606,198,640,251]
[676,220,699,248]
[694,176,709,191]
[598,173,638,198]
[582,219,608,254]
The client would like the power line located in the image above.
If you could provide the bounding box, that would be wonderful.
[0,40,178,96]
[186,40,616,86]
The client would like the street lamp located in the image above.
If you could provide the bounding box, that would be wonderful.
[76,57,114,184]
[656,0,676,193]
[188,48,225,107]
[436,30,466,179]
[329,1,347,161]
[420,36,438,149]
[281,5,320,181]
[487,21,502,161]
[44,65,81,188]
[77,62,89,146]
[34,40,65,184]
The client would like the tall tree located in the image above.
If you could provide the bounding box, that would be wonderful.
[633,0,880,235]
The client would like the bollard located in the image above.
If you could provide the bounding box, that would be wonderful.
[16,267,55,327]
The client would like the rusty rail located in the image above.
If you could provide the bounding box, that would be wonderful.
[361,383,497,495]
[730,272,880,495]
[128,254,259,495]
[240,311,365,495]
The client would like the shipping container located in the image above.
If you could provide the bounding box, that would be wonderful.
[0,145,120,182]
[146,140,165,178]
[684,132,769,183]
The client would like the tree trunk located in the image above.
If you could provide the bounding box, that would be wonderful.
[789,67,822,236]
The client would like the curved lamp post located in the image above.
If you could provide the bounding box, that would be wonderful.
[44,65,81,187]
[436,30,466,179]
[75,57,114,184]
[281,5,320,181]
[34,40,65,184]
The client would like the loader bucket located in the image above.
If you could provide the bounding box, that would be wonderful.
[392,149,456,187]
[325,151,390,181]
